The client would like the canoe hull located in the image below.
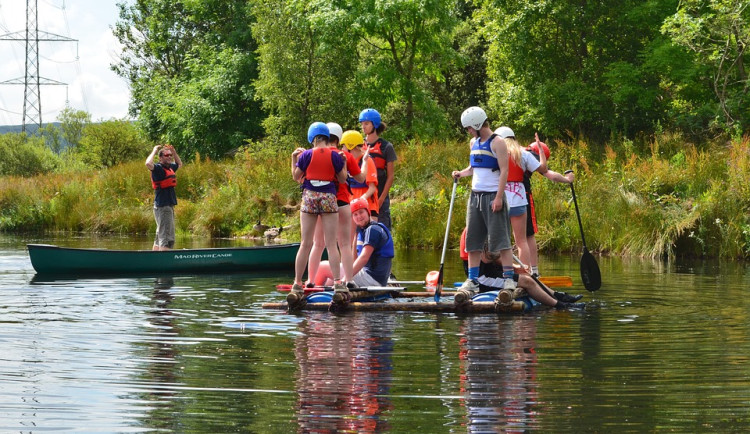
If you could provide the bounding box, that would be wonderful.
[27,243,299,275]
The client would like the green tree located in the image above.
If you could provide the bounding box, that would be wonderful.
[57,107,91,148]
[77,119,147,168]
[252,0,359,143]
[352,0,461,141]
[113,0,264,159]
[479,0,679,141]
[663,0,750,132]
[0,133,60,176]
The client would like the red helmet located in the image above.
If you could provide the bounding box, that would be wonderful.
[350,197,369,214]
[527,141,550,159]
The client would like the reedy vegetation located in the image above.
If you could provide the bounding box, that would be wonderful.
[1,133,748,259]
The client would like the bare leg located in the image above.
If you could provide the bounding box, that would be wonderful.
[518,274,557,306]
[337,205,354,281]
[307,216,325,285]
[510,213,530,269]
[320,213,341,281]
[527,234,539,273]
[294,212,318,285]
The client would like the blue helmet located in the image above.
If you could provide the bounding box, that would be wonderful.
[307,122,330,143]
[358,108,381,129]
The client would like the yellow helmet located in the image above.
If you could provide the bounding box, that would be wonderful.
[340,130,364,150]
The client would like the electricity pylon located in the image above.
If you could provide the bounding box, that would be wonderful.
[0,0,77,132]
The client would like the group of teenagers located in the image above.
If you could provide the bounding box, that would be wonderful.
[454,106,585,311]
[146,105,585,311]
[286,109,397,309]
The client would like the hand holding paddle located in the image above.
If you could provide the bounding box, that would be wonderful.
[564,170,602,291]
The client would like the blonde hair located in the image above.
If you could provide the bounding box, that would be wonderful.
[504,137,523,166]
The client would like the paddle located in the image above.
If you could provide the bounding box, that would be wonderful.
[512,253,557,298]
[564,170,601,291]
[435,178,459,302]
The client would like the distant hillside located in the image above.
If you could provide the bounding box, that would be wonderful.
[0,123,62,135]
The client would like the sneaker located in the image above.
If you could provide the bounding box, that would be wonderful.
[555,301,586,310]
[503,278,517,291]
[332,280,351,304]
[305,282,315,289]
[554,291,583,303]
[346,281,358,290]
[286,283,306,309]
[454,279,479,305]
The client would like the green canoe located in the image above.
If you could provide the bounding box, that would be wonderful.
[27,243,299,275]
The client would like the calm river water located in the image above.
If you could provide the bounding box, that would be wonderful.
[1,234,750,432]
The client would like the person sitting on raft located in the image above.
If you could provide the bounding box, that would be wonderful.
[350,197,394,288]
[312,197,394,290]
[477,247,585,310]
[459,227,584,309]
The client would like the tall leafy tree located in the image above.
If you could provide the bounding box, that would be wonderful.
[479,0,679,141]
[352,0,461,141]
[663,0,750,132]
[113,0,263,159]
[251,0,359,143]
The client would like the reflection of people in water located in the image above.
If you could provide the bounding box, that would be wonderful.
[458,316,539,431]
[293,313,395,431]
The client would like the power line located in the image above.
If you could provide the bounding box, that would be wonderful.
[0,0,76,131]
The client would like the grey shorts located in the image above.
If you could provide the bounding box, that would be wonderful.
[154,205,175,248]
[352,269,382,288]
[465,191,512,253]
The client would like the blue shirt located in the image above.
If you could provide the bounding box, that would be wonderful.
[356,222,395,286]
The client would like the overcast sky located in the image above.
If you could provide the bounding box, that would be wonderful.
[0,0,131,126]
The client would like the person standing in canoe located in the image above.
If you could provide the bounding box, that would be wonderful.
[521,134,575,277]
[146,144,182,251]
[350,197,394,287]
[288,122,349,309]
[359,108,397,231]
[452,106,517,309]
[306,124,367,288]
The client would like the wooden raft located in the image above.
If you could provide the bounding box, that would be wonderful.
[261,300,526,313]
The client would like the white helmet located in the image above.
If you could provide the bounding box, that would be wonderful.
[326,122,343,141]
[495,126,515,138]
[460,106,487,130]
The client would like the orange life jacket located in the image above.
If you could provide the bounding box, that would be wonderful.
[152,166,177,189]
[507,157,524,182]
[305,146,336,181]
[366,138,389,170]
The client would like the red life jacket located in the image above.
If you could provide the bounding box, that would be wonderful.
[305,147,336,181]
[507,157,524,182]
[367,138,389,170]
[152,166,177,189]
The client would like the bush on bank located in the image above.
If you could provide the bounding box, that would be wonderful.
[0,133,749,259]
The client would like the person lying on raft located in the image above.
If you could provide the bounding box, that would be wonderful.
[314,197,395,300]
[476,247,585,310]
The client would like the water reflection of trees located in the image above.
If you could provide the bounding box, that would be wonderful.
[293,313,396,432]
[459,316,540,432]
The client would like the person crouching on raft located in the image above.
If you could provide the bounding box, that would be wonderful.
[288,122,349,308]
[350,197,394,288]
[305,123,367,288]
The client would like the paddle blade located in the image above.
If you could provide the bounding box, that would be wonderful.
[580,249,601,291]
